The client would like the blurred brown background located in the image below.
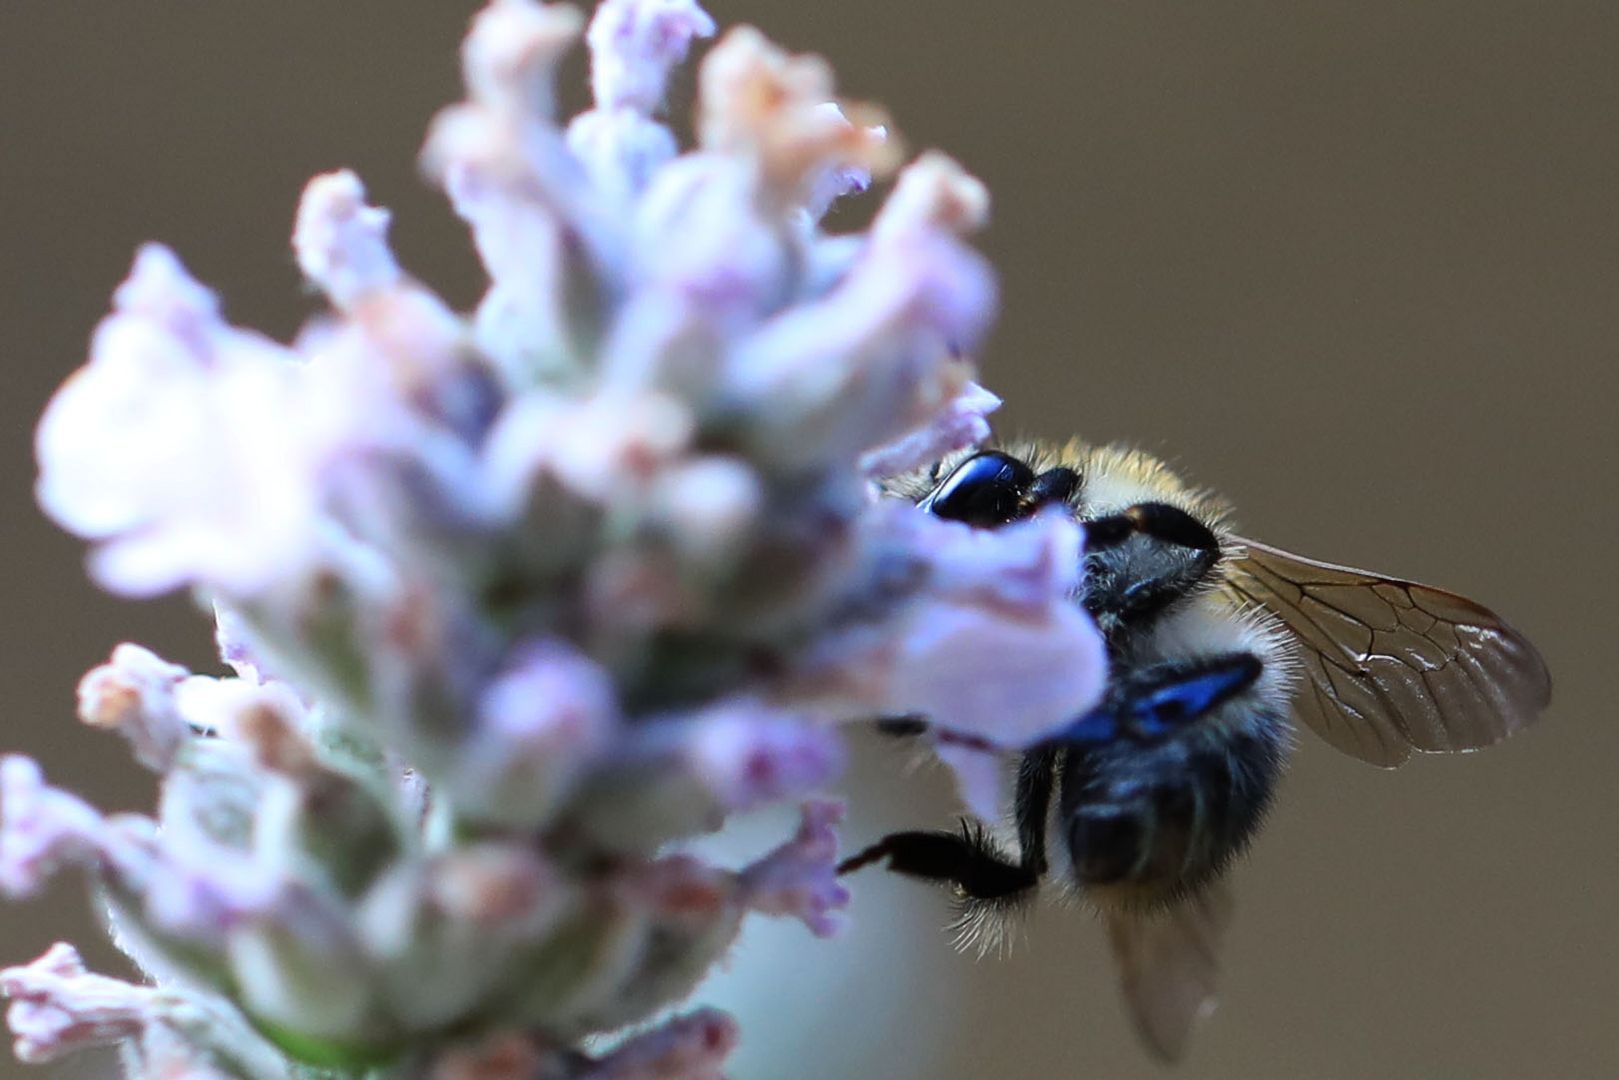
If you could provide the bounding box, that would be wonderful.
[1,2,1616,1078]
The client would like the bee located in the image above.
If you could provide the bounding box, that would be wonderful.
[839,440,1552,1062]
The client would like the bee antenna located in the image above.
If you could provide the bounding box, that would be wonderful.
[1026,466,1081,510]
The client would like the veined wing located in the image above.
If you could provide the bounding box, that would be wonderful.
[1224,537,1551,767]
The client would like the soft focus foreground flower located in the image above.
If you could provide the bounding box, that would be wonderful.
[8,1,1108,1076]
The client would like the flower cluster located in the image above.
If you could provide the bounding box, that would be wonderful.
[3,1,1107,1076]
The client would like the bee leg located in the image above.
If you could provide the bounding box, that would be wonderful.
[839,745,1057,904]
[1044,653,1263,748]
[835,822,1041,901]
[872,716,931,738]
[1011,746,1057,880]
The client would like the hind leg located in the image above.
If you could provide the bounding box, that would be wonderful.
[838,747,1056,903]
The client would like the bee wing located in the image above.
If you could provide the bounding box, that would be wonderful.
[1105,882,1233,1064]
[1225,537,1552,767]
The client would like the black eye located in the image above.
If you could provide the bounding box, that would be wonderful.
[918,451,1035,526]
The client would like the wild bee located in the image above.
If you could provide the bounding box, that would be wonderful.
[840,440,1551,1062]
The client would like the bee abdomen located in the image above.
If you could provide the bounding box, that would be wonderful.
[1061,728,1285,899]
[1066,782,1201,891]
[1069,802,1150,884]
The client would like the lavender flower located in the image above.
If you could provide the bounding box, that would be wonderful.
[5,2,1108,1076]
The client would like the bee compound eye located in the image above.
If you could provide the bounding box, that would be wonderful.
[919,451,1036,526]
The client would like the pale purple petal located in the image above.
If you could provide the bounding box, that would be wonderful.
[728,231,997,467]
[36,247,292,540]
[432,156,603,383]
[547,391,695,501]
[877,597,1103,746]
[566,0,724,215]
[293,171,402,310]
[1,944,288,1079]
[76,644,193,771]
[0,944,153,1064]
[567,109,679,205]
[645,456,763,567]
[585,0,716,112]
[36,250,447,597]
[933,741,1010,823]
[797,232,867,301]
[873,151,992,240]
[859,381,1001,479]
[422,1,620,383]
[0,758,105,899]
[460,0,584,120]
[473,389,570,519]
[0,774,168,914]
[0,756,280,942]
[583,1008,737,1080]
[737,800,849,937]
[781,507,1105,746]
[34,247,340,598]
[213,603,282,685]
[696,28,897,203]
[685,712,843,813]
[138,848,272,943]
[567,701,842,851]
[481,389,695,516]
[454,641,619,826]
[632,155,794,327]
[802,103,887,221]
[902,503,1085,611]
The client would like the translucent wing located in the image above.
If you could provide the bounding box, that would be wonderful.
[1225,537,1551,767]
[1105,881,1233,1064]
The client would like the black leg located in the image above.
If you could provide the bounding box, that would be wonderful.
[1012,747,1057,880]
[873,716,931,738]
[872,716,1003,756]
[836,821,1040,901]
[841,745,1059,906]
